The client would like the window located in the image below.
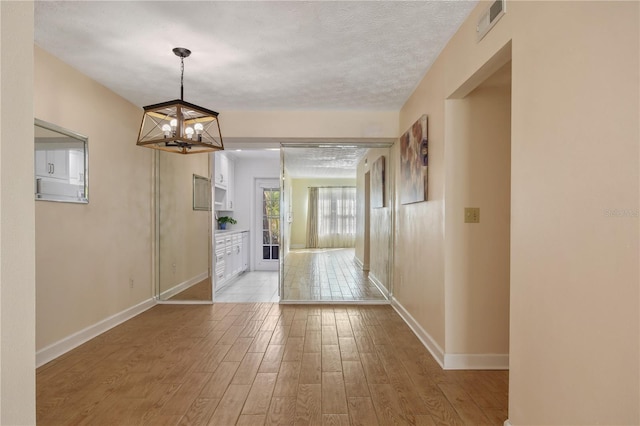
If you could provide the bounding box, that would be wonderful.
[307,187,356,248]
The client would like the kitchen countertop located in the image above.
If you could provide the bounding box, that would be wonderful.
[214,228,249,235]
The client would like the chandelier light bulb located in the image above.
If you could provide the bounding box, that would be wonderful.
[170,119,178,129]
[185,127,194,140]
[162,124,171,137]
[194,123,204,141]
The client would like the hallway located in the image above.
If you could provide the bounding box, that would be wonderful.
[36,303,508,425]
[283,249,386,302]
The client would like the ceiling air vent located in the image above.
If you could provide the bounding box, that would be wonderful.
[477,0,506,42]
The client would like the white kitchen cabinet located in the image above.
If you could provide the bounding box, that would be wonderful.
[214,153,235,211]
[241,232,249,272]
[224,234,233,281]
[214,153,228,188]
[68,150,85,185]
[214,251,225,284]
[214,230,249,291]
[35,150,49,177]
[35,148,69,181]
[225,156,234,210]
[231,234,242,276]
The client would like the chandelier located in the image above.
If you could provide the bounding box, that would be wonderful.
[136,47,224,154]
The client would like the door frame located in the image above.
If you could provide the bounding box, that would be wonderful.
[254,178,281,271]
[279,142,394,303]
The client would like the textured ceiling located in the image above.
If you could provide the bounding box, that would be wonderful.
[284,146,368,178]
[224,147,366,178]
[34,1,477,111]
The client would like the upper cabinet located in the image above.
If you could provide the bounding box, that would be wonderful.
[226,157,234,210]
[214,153,229,189]
[214,152,234,211]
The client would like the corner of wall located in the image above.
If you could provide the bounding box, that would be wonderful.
[1,2,36,423]
[391,297,445,368]
[36,298,156,368]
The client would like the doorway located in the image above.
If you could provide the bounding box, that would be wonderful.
[363,171,371,271]
[445,57,512,366]
[280,144,392,303]
[255,178,280,271]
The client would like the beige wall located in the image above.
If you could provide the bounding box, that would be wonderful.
[6,2,638,423]
[222,111,398,140]
[289,177,356,248]
[399,1,638,423]
[158,152,210,295]
[394,53,448,347]
[0,2,36,423]
[34,47,153,349]
[445,66,511,355]
[355,148,392,292]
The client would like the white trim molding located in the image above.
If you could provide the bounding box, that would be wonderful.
[36,297,156,367]
[444,353,509,370]
[368,273,389,299]
[391,297,509,370]
[353,256,369,271]
[504,420,512,426]
[159,271,208,300]
[280,300,390,305]
[391,297,445,368]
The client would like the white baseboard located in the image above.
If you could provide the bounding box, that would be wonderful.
[391,297,509,370]
[291,244,305,249]
[391,297,445,368]
[279,299,390,305]
[368,273,389,299]
[504,420,512,426]
[444,353,509,370]
[36,297,156,368]
[353,256,370,271]
[159,271,208,300]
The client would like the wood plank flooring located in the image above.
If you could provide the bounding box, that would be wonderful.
[37,303,508,425]
[169,277,213,301]
[284,249,386,301]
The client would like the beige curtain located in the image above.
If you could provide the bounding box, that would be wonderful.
[306,187,319,248]
[306,186,356,248]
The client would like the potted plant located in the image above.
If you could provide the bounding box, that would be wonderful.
[217,216,237,230]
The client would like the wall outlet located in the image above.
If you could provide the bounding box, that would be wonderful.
[465,207,480,223]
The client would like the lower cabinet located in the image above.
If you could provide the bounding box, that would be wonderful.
[214,230,249,290]
[241,232,249,272]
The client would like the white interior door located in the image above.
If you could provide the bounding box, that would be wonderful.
[255,179,280,271]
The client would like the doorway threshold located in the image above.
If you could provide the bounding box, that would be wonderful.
[278,299,390,305]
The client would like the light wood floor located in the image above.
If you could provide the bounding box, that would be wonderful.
[284,249,386,301]
[170,277,213,301]
[37,303,508,425]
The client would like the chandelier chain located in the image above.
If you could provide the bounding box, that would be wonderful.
[180,56,185,100]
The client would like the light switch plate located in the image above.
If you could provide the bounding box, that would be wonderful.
[465,207,480,223]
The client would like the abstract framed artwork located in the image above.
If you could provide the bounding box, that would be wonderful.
[371,155,385,208]
[400,114,428,204]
